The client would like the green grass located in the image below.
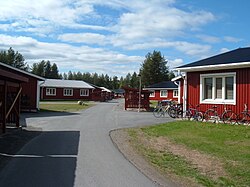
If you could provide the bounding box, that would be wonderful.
[128,121,250,186]
[39,103,93,112]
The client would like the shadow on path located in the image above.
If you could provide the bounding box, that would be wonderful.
[0,130,80,187]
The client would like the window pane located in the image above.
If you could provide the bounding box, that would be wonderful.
[225,77,234,99]
[215,78,222,99]
[204,78,212,99]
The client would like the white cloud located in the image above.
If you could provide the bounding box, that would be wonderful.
[224,36,242,43]
[197,34,221,43]
[58,33,107,45]
[167,58,184,69]
[0,34,143,76]
[220,48,230,53]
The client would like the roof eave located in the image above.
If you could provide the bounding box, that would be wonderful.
[174,61,250,72]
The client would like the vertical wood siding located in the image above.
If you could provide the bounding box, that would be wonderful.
[186,68,250,115]
[148,90,178,101]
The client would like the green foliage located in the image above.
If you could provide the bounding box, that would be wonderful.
[140,50,172,86]
[0,47,28,71]
[31,60,60,79]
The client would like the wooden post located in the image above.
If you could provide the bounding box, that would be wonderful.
[2,81,7,133]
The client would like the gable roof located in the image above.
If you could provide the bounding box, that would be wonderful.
[40,79,94,89]
[0,61,45,81]
[145,81,178,90]
[113,88,125,94]
[175,47,250,72]
[100,87,112,92]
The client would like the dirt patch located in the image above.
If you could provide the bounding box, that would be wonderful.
[0,127,42,170]
[145,135,227,180]
[110,128,229,187]
[110,129,181,187]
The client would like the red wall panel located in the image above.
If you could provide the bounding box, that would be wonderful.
[186,68,250,115]
[41,87,92,100]
[149,90,178,101]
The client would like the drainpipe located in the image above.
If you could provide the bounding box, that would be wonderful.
[183,73,187,112]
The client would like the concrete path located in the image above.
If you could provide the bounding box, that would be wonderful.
[0,99,173,187]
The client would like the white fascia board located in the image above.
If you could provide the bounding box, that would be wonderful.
[143,88,177,90]
[174,61,250,72]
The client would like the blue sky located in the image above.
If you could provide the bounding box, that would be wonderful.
[0,0,249,76]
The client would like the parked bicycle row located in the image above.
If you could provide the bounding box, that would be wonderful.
[153,100,250,125]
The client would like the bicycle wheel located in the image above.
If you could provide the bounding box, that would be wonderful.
[204,109,217,123]
[194,112,204,122]
[153,107,164,118]
[238,113,250,125]
[184,110,192,120]
[222,111,238,125]
[168,108,177,118]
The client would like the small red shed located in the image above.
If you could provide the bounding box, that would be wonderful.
[0,62,45,112]
[123,87,151,111]
[144,81,179,102]
[175,47,250,115]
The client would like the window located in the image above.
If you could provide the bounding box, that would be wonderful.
[173,90,178,98]
[160,90,168,97]
[80,89,89,96]
[46,88,56,96]
[149,91,155,97]
[64,88,73,96]
[200,73,236,104]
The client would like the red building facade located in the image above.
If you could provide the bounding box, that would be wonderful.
[144,81,179,102]
[40,79,94,101]
[175,47,250,115]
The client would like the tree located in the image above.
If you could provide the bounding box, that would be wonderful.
[130,72,139,88]
[31,60,60,79]
[50,63,60,79]
[0,47,28,70]
[140,50,170,86]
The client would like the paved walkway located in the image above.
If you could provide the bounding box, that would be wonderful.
[0,99,173,187]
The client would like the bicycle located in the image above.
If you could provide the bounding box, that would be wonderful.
[238,104,250,125]
[203,105,238,124]
[153,100,171,118]
[168,103,183,118]
[184,104,203,121]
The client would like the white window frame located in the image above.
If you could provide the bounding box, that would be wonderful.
[46,88,56,96]
[149,91,155,97]
[64,88,73,96]
[200,72,236,105]
[160,90,168,98]
[173,90,178,98]
[80,89,89,96]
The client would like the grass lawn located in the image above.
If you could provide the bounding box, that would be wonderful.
[127,121,250,187]
[39,102,93,112]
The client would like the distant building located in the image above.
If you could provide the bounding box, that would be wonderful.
[144,81,179,102]
[40,79,94,100]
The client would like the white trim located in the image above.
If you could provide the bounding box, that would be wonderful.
[145,87,177,90]
[0,61,45,80]
[160,90,168,97]
[174,61,250,72]
[200,72,236,105]
[149,91,155,97]
[46,88,56,96]
[63,88,73,96]
[173,90,179,98]
[80,89,89,96]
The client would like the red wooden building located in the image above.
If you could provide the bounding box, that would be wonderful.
[123,87,151,111]
[144,81,179,102]
[40,79,94,100]
[174,47,250,114]
[0,62,45,133]
[0,62,45,112]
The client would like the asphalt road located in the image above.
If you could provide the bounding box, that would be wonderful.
[0,99,174,187]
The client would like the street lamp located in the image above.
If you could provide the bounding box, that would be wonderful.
[138,74,141,112]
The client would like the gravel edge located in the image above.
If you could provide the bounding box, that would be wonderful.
[109,128,180,187]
